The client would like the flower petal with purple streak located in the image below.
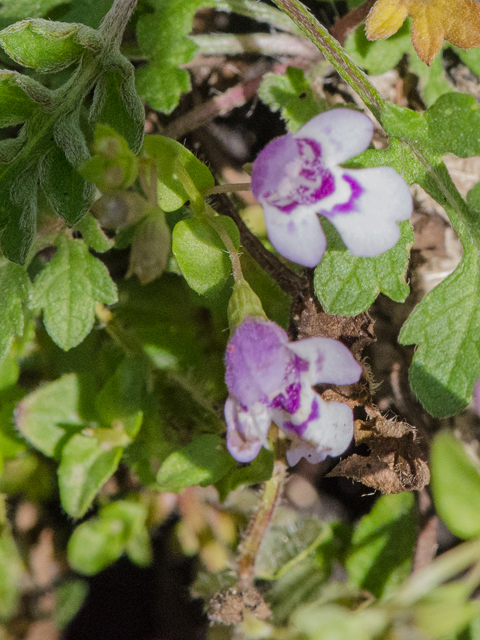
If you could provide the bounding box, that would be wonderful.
[288,337,362,386]
[225,396,270,463]
[325,166,412,257]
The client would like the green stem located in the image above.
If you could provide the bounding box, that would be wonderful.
[237,457,287,586]
[100,0,138,47]
[270,0,384,119]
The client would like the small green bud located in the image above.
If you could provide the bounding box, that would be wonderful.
[126,207,171,285]
[81,125,138,191]
[0,20,87,73]
[228,279,267,334]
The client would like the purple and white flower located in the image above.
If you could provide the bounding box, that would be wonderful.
[251,109,412,267]
[224,317,362,466]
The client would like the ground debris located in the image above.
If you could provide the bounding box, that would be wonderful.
[208,585,271,626]
[328,414,430,494]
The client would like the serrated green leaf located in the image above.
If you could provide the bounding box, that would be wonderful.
[424,92,480,157]
[90,67,145,153]
[136,0,209,114]
[0,524,23,621]
[75,214,113,253]
[313,219,413,316]
[172,216,240,296]
[31,236,117,350]
[40,143,95,226]
[58,432,123,518]
[258,67,325,132]
[431,432,480,539]
[95,357,146,437]
[143,135,214,212]
[399,250,480,417]
[68,516,125,574]
[0,261,31,362]
[345,20,411,75]
[346,493,417,599]
[15,374,82,458]
[156,434,234,492]
[54,580,89,630]
[0,71,38,127]
[0,19,85,72]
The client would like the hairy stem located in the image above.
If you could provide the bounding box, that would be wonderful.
[270,0,384,119]
[237,458,287,586]
[100,0,138,46]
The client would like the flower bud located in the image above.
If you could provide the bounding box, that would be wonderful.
[227,279,266,334]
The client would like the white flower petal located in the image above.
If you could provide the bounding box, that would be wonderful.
[288,337,362,386]
[224,396,271,463]
[286,441,329,466]
[326,167,412,257]
[263,203,327,267]
[301,397,354,459]
[295,109,374,166]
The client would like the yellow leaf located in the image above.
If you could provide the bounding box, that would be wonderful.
[366,0,480,65]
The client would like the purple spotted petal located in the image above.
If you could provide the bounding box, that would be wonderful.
[324,166,412,257]
[271,384,319,438]
[295,109,374,166]
[225,318,290,407]
[263,203,327,267]
[225,396,270,463]
[286,397,354,465]
[287,337,362,386]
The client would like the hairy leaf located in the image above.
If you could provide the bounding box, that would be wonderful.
[172,216,240,296]
[258,67,324,132]
[136,0,210,114]
[314,220,413,316]
[58,432,123,518]
[31,236,117,350]
[156,434,234,492]
[0,261,31,362]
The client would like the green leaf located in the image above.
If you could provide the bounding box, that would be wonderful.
[345,21,411,75]
[95,356,146,437]
[216,447,274,502]
[156,434,235,492]
[58,432,123,518]
[15,374,81,458]
[424,92,480,158]
[172,216,240,296]
[90,66,145,153]
[0,524,23,621]
[0,261,31,362]
[135,0,209,114]
[292,604,387,640]
[100,501,152,567]
[0,71,38,127]
[431,431,480,539]
[40,143,95,226]
[409,52,453,108]
[59,0,113,29]
[313,219,413,316]
[346,493,417,599]
[126,207,171,285]
[0,0,68,24]
[75,214,114,253]
[143,135,214,212]
[31,236,117,350]
[0,19,86,72]
[258,66,325,132]
[54,580,89,630]
[455,47,480,76]
[399,250,480,418]
[68,516,126,574]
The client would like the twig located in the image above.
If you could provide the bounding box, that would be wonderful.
[330,0,375,46]
[413,489,438,573]
[191,33,319,59]
[213,193,308,300]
